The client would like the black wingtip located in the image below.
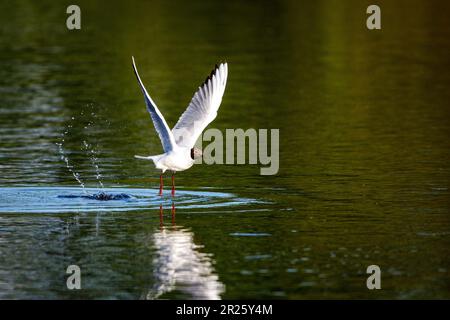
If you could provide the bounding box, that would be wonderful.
[203,63,223,86]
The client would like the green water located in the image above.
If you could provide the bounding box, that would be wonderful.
[0,0,449,299]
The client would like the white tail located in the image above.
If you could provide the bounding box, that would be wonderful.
[134,154,164,165]
[135,154,166,172]
[135,155,154,160]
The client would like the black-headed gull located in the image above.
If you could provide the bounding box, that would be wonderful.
[132,57,228,196]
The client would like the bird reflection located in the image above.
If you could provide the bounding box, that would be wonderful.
[145,202,225,300]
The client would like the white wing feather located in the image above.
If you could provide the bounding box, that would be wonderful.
[132,57,176,153]
[172,63,228,148]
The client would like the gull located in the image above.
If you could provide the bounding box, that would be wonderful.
[132,57,228,196]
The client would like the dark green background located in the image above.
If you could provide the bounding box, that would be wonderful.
[0,0,449,299]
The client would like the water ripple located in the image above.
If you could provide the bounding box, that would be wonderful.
[0,186,256,214]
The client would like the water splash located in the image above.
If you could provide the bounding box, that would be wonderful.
[57,107,109,193]
[58,192,130,201]
[82,140,104,189]
[56,119,88,194]
[56,142,87,194]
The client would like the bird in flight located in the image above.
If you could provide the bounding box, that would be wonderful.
[132,57,228,196]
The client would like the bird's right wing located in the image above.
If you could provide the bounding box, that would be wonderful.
[132,57,176,153]
[172,63,228,148]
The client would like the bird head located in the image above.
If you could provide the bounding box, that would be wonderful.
[190,147,203,160]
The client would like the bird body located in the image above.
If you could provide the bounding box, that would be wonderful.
[135,147,194,173]
[131,57,228,195]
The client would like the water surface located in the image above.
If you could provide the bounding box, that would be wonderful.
[0,0,449,299]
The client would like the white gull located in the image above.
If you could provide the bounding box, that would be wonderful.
[132,57,228,196]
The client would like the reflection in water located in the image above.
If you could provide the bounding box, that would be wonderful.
[145,204,225,300]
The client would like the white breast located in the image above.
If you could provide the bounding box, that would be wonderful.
[156,148,194,172]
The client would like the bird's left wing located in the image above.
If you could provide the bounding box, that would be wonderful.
[172,63,228,148]
[132,57,176,153]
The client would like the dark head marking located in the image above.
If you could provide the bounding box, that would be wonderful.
[190,147,203,160]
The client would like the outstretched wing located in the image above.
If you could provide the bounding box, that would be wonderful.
[132,57,176,153]
[172,63,228,148]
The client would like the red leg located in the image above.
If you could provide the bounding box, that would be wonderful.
[171,172,175,197]
[159,174,163,196]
